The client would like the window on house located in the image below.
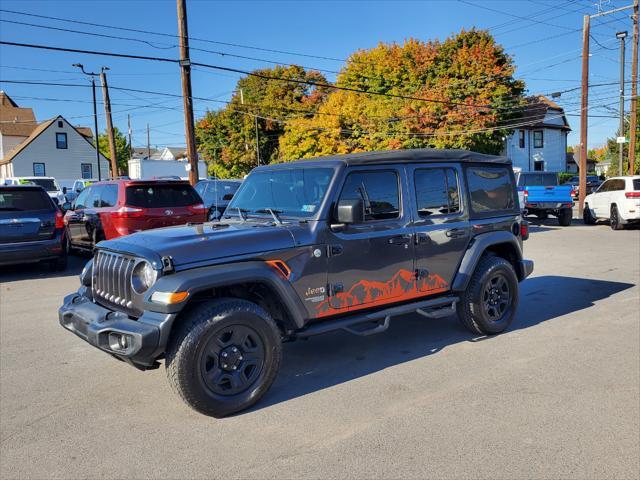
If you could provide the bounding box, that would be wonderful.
[81,163,93,179]
[33,163,45,176]
[56,132,67,149]
[533,130,544,148]
[534,160,544,171]
[57,120,63,128]
[518,130,525,148]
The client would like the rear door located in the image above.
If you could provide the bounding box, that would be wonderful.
[324,167,415,317]
[0,188,55,243]
[591,180,611,216]
[409,164,469,292]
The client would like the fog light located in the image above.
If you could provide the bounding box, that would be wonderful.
[108,332,130,351]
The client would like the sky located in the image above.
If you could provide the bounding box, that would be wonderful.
[0,0,636,151]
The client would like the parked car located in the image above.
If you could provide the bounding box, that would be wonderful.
[583,176,640,230]
[3,176,66,205]
[62,179,207,252]
[65,179,97,202]
[194,179,242,220]
[59,148,533,417]
[0,185,67,270]
[565,175,601,199]
[517,172,574,226]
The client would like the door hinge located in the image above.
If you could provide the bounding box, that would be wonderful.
[328,244,343,256]
[415,268,429,279]
[328,282,344,296]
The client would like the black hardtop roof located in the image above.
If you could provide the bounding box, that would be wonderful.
[259,149,509,169]
[0,184,48,191]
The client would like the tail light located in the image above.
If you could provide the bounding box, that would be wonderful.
[55,209,64,229]
[520,221,529,240]
[188,203,208,215]
[111,206,145,218]
[625,191,640,198]
[570,188,577,197]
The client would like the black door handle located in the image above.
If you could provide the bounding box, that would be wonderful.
[446,228,467,238]
[388,234,412,245]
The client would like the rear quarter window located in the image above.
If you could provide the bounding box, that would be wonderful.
[465,166,516,216]
[126,184,201,208]
[0,189,53,211]
[633,179,640,190]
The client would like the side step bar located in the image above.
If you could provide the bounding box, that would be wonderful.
[296,295,459,339]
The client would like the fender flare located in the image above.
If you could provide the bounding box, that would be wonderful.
[144,261,308,346]
[451,231,525,292]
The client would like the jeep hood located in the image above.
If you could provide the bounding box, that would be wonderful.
[99,222,296,268]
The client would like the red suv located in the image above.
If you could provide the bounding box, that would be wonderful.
[63,179,206,251]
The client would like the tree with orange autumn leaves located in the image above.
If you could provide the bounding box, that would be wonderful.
[196,29,525,177]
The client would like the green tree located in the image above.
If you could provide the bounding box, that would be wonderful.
[603,108,640,176]
[98,127,130,176]
[196,65,329,178]
[279,29,525,160]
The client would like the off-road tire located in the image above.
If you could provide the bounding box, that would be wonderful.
[583,204,596,225]
[457,255,519,335]
[558,207,572,226]
[166,298,282,417]
[610,205,624,230]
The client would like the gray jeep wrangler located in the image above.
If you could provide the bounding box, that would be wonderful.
[59,149,533,417]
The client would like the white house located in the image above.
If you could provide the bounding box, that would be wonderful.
[503,96,571,172]
[0,92,109,183]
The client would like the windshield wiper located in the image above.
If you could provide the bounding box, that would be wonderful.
[255,208,283,224]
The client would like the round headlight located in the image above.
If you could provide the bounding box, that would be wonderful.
[131,261,157,294]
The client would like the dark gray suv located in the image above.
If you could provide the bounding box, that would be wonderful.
[59,149,533,417]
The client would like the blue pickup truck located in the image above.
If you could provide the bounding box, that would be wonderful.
[516,172,574,226]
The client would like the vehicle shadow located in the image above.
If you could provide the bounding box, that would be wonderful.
[253,275,634,413]
[0,254,86,283]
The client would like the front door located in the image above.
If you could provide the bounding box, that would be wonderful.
[320,167,415,318]
[408,165,470,292]
[66,185,95,246]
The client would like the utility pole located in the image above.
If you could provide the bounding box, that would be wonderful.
[176,0,199,185]
[73,63,102,181]
[629,0,639,175]
[99,67,118,177]
[127,114,133,163]
[579,14,590,217]
[146,123,151,160]
[617,31,628,175]
[255,115,260,166]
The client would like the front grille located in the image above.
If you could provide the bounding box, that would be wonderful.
[93,250,140,316]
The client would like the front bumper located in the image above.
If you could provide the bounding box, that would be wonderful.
[58,292,175,369]
[0,232,64,266]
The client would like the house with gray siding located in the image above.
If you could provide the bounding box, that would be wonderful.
[503,96,571,172]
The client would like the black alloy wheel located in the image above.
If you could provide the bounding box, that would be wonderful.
[481,273,511,322]
[198,324,265,396]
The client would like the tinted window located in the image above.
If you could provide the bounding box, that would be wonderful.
[340,171,400,221]
[229,168,333,218]
[466,167,516,214]
[100,184,119,207]
[0,189,52,211]
[74,187,92,209]
[518,173,558,187]
[25,178,59,191]
[633,179,640,190]
[611,179,626,191]
[125,184,201,208]
[88,185,103,208]
[414,168,460,216]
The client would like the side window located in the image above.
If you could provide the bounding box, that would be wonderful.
[598,181,610,193]
[466,166,515,214]
[340,170,400,221]
[414,168,460,216]
[88,185,103,208]
[100,184,119,207]
[612,179,626,191]
[74,187,92,209]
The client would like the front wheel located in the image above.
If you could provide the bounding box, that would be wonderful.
[558,207,572,226]
[457,255,519,335]
[583,204,596,225]
[166,298,282,417]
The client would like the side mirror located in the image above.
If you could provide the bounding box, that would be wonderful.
[336,198,365,225]
[62,202,72,212]
[222,193,234,201]
[62,187,67,194]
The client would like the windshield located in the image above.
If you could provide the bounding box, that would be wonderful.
[21,178,59,192]
[227,167,334,218]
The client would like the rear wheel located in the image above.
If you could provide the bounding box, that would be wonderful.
[558,207,572,226]
[610,205,624,230]
[166,298,282,417]
[583,203,596,225]
[458,255,519,335]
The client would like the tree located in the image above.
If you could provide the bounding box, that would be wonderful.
[279,30,525,160]
[603,108,640,176]
[196,65,329,178]
[98,127,130,176]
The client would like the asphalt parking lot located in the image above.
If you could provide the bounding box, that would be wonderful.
[1,219,639,479]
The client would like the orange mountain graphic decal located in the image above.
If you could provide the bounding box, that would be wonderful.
[315,269,448,318]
